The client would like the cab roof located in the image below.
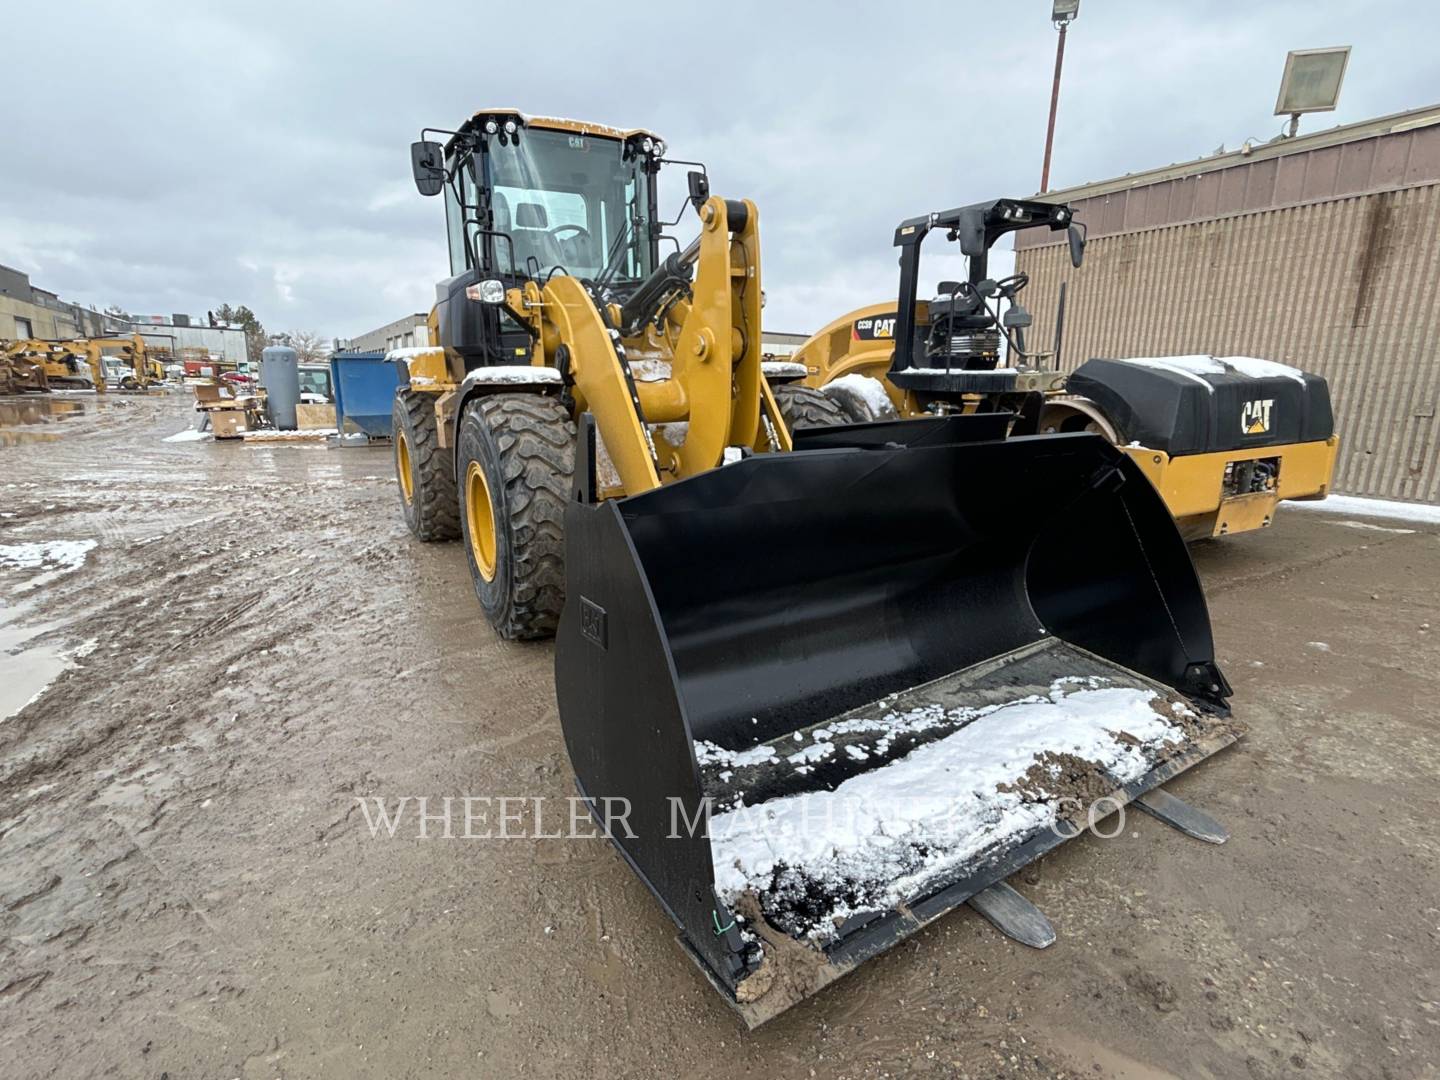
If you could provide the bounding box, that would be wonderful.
[448,108,662,154]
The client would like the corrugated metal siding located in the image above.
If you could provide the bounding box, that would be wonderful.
[1018,183,1440,502]
[1016,112,1440,244]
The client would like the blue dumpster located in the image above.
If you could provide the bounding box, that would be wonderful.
[330,352,403,438]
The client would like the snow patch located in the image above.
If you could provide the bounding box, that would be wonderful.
[826,373,894,417]
[385,346,443,363]
[0,540,97,592]
[1287,494,1440,527]
[1333,520,1416,535]
[459,365,563,388]
[761,361,808,380]
[162,428,210,442]
[656,422,688,449]
[708,682,1181,940]
[1113,354,1307,392]
[903,367,1019,376]
[629,359,672,383]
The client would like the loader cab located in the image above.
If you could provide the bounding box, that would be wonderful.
[412,111,664,371]
[888,199,1083,400]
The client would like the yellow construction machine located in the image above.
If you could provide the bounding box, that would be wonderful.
[392,109,841,637]
[786,198,1339,540]
[0,343,50,394]
[394,114,1241,1027]
[1,339,105,391]
[0,334,159,393]
[79,334,160,389]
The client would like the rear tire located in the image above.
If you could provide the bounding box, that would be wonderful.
[772,384,848,431]
[456,393,574,640]
[393,390,460,542]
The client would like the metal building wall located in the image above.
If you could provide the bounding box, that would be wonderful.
[1018,182,1440,503]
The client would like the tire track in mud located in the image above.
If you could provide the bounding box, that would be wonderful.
[2,394,423,1076]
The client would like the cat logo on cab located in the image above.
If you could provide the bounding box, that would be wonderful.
[1242,398,1274,435]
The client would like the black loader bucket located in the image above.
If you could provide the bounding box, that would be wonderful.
[554,416,1238,1027]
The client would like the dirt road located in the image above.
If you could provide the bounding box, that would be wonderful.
[2,392,1436,1079]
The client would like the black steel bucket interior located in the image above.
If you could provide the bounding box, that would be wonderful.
[618,431,1219,752]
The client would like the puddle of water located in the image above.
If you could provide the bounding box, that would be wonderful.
[0,397,91,425]
[0,396,95,445]
[0,605,73,722]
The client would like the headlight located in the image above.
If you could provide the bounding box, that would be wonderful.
[504,120,517,135]
[654,140,666,156]
[484,120,498,134]
[641,137,654,153]
[466,279,506,304]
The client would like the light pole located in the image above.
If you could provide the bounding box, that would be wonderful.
[1040,0,1079,193]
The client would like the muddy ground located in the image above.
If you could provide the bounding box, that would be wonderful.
[1,391,1436,1079]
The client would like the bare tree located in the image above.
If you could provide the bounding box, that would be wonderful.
[281,329,330,363]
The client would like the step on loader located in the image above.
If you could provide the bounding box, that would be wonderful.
[393,115,1241,1027]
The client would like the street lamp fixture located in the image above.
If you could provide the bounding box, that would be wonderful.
[1040,2,1079,191]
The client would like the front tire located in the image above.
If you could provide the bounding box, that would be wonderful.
[393,390,460,541]
[772,384,848,431]
[456,393,574,640]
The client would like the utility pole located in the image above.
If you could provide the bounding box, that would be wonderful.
[1040,1,1080,193]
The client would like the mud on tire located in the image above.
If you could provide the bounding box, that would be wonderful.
[772,383,849,431]
[393,389,460,542]
[456,393,575,640]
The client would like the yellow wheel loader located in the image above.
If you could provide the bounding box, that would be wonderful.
[395,116,1241,1027]
[392,109,841,636]
[786,198,1340,540]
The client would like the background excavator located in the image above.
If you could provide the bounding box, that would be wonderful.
[1,339,105,391]
[785,198,1340,539]
[0,333,159,393]
[391,112,1241,1026]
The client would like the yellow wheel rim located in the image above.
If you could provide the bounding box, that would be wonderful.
[396,432,414,505]
[465,460,498,582]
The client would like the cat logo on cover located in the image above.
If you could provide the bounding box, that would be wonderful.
[1242,398,1274,435]
[854,314,897,341]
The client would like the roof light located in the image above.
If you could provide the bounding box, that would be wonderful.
[484,120,498,134]
[504,120,518,135]
[654,140,666,156]
[641,137,654,153]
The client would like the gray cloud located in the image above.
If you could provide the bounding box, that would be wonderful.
[4,0,1432,338]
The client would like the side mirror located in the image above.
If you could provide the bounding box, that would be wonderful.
[936,280,962,296]
[687,170,710,209]
[411,140,445,197]
[1067,222,1086,268]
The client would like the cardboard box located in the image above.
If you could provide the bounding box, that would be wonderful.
[210,410,250,439]
[193,383,243,411]
[296,402,337,429]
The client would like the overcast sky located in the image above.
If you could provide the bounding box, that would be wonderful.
[4,1,1434,341]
